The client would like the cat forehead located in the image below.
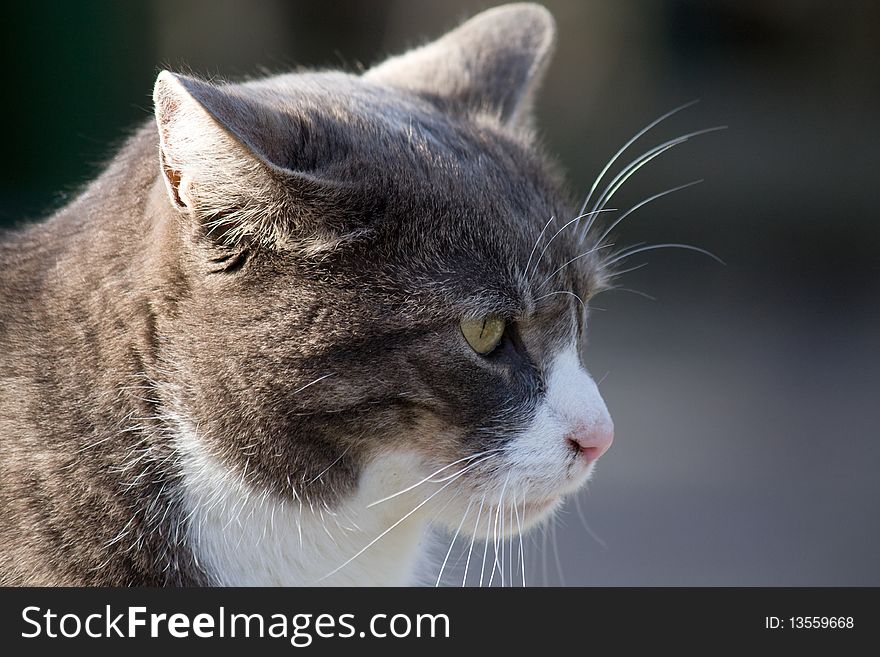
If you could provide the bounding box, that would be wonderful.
[235,72,551,192]
[244,72,434,126]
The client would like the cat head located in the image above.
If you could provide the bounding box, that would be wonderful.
[152,4,612,536]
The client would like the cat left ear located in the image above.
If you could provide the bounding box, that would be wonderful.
[153,71,342,247]
[365,3,556,129]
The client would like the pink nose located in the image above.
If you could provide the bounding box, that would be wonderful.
[566,423,614,464]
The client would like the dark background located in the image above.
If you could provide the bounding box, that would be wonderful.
[2,1,878,585]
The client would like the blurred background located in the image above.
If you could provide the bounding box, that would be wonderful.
[2,1,878,585]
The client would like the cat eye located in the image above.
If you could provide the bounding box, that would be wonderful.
[460,315,506,355]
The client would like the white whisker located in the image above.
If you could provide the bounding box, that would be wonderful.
[604,260,649,279]
[581,126,726,240]
[579,99,700,218]
[537,244,611,290]
[462,495,485,587]
[523,215,557,279]
[515,494,526,587]
[479,517,491,588]
[318,461,477,582]
[595,180,703,246]
[615,287,657,301]
[574,492,607,549]
[533,290,588,315]
[306,444,352,486]
[541,518,549,586]
[291,372,335,396]
[488,494,500,587]
[489,472,510,587]
[529,209,615,278]
[435,499,473,587]
[366,449,500,507]
[604,242,726,268]
[508,496,515,587]
[550,515,566,587]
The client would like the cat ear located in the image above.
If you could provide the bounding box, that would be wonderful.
[365,3,556,129]
[153,71,334,246]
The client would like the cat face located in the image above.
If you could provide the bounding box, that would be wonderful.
[153,5,612,538]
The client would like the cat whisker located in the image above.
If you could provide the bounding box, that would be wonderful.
[581,126,726,240]
[479,512,491,588]
[435,498,473,587]
[508,491,517,585]
[578,99,700,218]
[508,494,515,587]
[501,490,507,587]
[462,494,485,587]
[366,448,501,507]
[533,290,588,315]
[426,454,499,484]
[290,372,336,396]
[574,491,607,549]
[523,214,557,279]
[488,496,500,587]
[425,492,461,545]
[318,460,478,582]
[537,244,612,290]
[317,508,339,546]
[488,472,510,587]
[604,242,725,269]
[541,514,549,586]
[595,180,703,247]
[306,444,352,486]
[550,513,566,586]
[603,260,649,279]
[528,208,616,280]
[515,492,526,587]
[614,287,657,301]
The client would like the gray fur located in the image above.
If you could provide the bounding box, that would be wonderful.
[0,3,605,585]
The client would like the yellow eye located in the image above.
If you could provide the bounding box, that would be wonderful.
[460,315,506,355]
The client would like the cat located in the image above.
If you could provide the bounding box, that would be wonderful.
[0,3,616,586]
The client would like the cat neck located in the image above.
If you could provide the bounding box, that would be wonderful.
[174,418,430,586]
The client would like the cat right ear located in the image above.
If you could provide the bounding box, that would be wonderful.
[152,70,335,247]
[365,4,556,130]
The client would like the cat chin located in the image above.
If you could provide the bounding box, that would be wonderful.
[432,495,564,540]
[505,495,566,533]
[431,481,589,538]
